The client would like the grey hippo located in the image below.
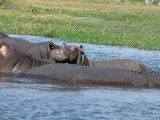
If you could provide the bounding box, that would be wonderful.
[0,32,33,46]
[50,42,151,73]
[0,42,55,74]
[28,41,58,59]
[0,32,59,59]
[0,32,9,39]
[0,42,160,88]
[17,62,160,88]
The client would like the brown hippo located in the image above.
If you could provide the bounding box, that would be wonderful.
[50,42,151,73]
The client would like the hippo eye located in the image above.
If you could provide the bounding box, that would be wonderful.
[49,44,55,50]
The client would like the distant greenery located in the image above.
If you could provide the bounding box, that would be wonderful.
[0,0,9,7]
[60,0,155,4]
[61,0,139,3]
[0,0,160,50]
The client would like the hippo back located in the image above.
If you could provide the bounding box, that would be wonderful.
[90,59,151,73]
[0,37,33,46]
[0,32,33,46]
[0,32,9,39]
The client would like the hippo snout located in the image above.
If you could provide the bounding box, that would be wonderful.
[51,49,69,62]
[53,50,65,56]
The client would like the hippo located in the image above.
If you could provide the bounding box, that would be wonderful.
[1,42,160,88]
[0,42,55,74]
[0,32,9,39]
[0,32,59,60]
[50,42,151,73]
[28,41,58,59]
[17,63,160,88]
[0,32,33,46]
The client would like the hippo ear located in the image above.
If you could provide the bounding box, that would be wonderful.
[0,42,10,57]
[79,45,84,52]
[61,42,66,48]
[70,46,78,51]
[49,44,56,50]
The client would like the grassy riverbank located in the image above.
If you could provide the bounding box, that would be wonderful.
[0,0,160,50]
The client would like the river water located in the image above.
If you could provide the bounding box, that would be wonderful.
[0,34,160,120]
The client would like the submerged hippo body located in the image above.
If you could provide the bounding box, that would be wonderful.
[0,42,55,74]
[17,64,160,88]
[50,43,151,73]
[0,32,33,46]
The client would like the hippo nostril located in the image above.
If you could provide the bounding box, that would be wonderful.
[60,51,63,54]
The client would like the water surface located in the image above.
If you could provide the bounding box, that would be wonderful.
[6,6,17,9]
[77,17,106,21]
[0,34,160,120]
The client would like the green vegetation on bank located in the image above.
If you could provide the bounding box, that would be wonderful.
[0,0,160,50]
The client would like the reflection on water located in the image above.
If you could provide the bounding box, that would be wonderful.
[0,34,160,120]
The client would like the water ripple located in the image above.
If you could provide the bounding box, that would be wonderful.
[1,34,159,120]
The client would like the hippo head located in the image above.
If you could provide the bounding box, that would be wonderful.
[0,42,33,73]
[50,42,84,63]
[28,41,58,59]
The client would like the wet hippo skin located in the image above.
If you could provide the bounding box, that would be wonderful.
[0,32,60,60]
[17,64,160,88]
[0,42,160,88]
[0,32,9,39]
[28,41,58,59]
[0,42,55,74]
[50,42,151,73]
[0,32,33,46]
